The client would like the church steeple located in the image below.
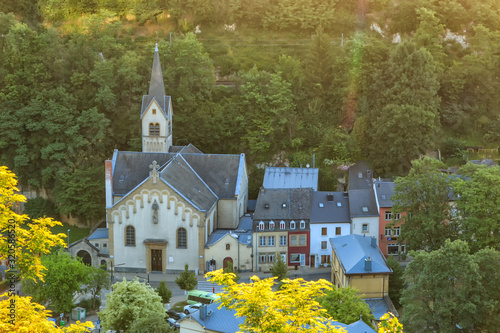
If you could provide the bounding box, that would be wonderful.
[141,44,173,153]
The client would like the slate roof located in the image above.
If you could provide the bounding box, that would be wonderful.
[373,181,396,208]
[364,298,398,321]
[331,319,377,333]
[348,189,379,217]
[470,159,498,167]
[141,45,169,116]
[263,167,319,190]
[182,153,243,199]
[348,161,374,190]
[253,188,313,221]
[330,234,392,275]
[112,151,174,196]
[160,155,218,212]
[185,303,244,333]
[111,148,244,212]
[88,228,109,240]
[310,191,351,224]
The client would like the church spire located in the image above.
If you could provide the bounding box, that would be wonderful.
[146,43,166,112]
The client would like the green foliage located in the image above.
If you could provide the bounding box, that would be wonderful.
[128,313,173,333]
[78,296,102,312]
[269,255,289,282]
[24,197,59,220]
[318,286,375,328]
[22,250,90,314]
[156,280,173,304]
[175,264,198,291]
[222,261,241,282]
[454,164,500,252]
[392,157,457,252]
[386,255,405,308]
[100,278,166,332]
[401,240,500,333]
[86,265,111,309]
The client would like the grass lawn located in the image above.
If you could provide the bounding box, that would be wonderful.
[172,301,186,312]
[51,223,91,245]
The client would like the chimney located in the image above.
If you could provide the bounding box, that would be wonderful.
[364,257,372,272]
[105,160,113,209]
[200,305,208,320]
[327,194,334,202]
[371,237,377,248]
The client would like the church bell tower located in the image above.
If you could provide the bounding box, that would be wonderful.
[140,44,173,153]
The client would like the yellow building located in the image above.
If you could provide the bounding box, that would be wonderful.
[330,234,392,299]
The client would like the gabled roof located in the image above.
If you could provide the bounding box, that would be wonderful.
[160,155,218,212]
[111,148,245,211]
[186,303,244,332]
[253,188,313,221]
[348,189,379,217]
[330,234,392,275]
[112,150,174,196]
[310,191,350,224]
[182,153,243,199]
[348,161,373,190]
[373,180,396,208]
[364,298,398,321]
[263,167,319,190]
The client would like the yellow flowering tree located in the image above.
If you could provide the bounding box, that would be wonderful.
[207,270,404,333]
[0,293,93,333]
[207,269,345,333]
[0,167,94,331]
[0,166,66,282]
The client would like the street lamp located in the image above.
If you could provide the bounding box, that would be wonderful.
[67,229,70,250]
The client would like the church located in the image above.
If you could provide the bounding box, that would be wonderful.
[71,45,249,274]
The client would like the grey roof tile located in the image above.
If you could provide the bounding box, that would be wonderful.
[348,161,374,190]
[373,181,396,208]
[310,191,351,223]
[348,189,379,217]
[253,188,312,221]
[160,155,218,212]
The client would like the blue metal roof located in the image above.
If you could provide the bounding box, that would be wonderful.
[330,235,392,275]
[88,228,108,240]
[364,298,396,321]
[187,303,244,332]
[263,167,318,190]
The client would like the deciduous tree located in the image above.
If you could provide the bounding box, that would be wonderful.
[391,157,457,251]
[99,278,168,332]
[318,286,375,328]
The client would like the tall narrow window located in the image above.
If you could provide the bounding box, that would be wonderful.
[177,228,187,248]
[149,123,160,136]
[125,226,135,246]
[280,220,285,230]
[269,221,275,230]
[258,221,264,231]
[300,220,305,229]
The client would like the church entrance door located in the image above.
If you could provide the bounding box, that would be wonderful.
[223,257,233,269]
[151,249,162,271]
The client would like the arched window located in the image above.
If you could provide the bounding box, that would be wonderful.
[280,220,285,230]
[177,228,187,248]
[149,123,160,136]
[290,221,296,230]
[300,220,306,229]
[269,221,275,230]
[258,221,264,231]
[125,226,135,246]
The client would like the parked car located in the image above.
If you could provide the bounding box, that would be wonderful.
[166,310,186,321]
[166,318,180,329]
[184,302,203,314]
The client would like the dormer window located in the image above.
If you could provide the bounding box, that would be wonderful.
[362,206,368,213]
[269,221,275,230]
[337,202,342,207]
[258,221,264,231]
[149,123,160,136]
[290,221,296,229]
[280,220,285,229]
[300,220,305,229]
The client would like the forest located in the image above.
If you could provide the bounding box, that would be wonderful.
[0,0,500,224]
